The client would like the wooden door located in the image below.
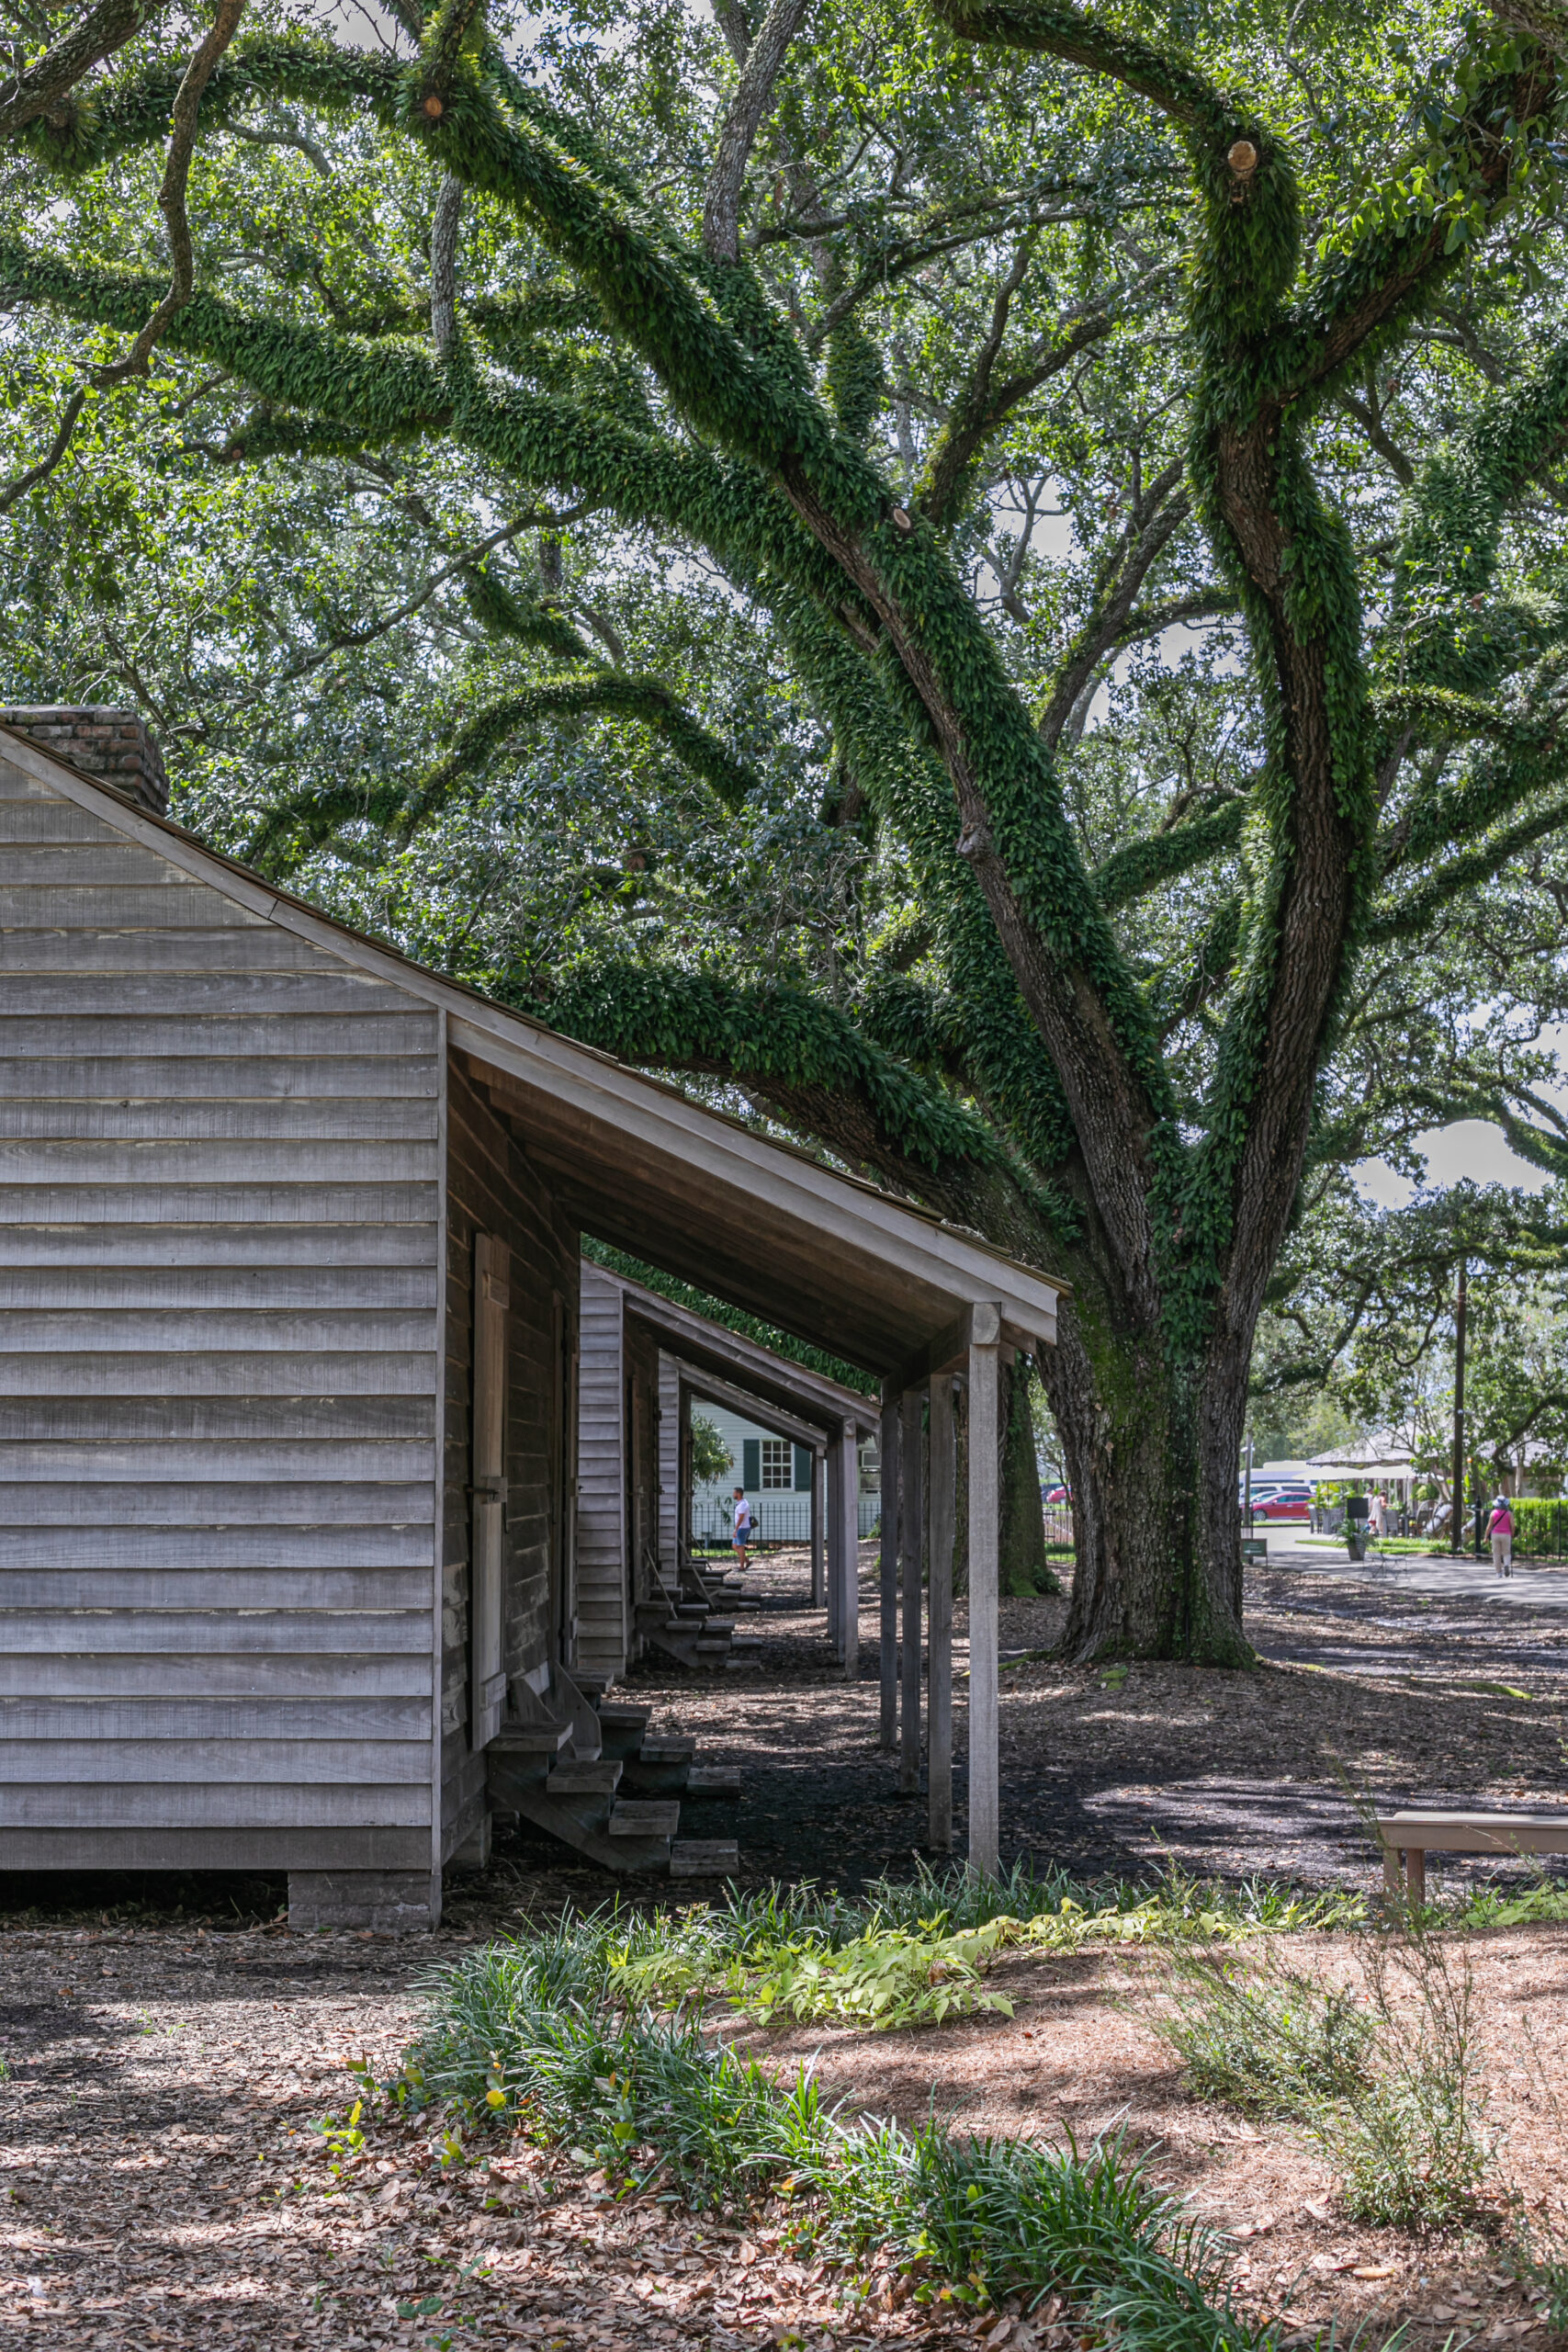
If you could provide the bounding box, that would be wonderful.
[470,1234,510,1749]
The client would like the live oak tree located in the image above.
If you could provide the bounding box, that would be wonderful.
[7,0,1568,1659]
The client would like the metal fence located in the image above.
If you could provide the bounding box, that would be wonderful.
[691,1495,880,1549]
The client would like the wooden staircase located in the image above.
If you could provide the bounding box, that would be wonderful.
[485,1668,740,1878]
[633,1572,764,1672]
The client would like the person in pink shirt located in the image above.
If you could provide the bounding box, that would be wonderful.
[1488,1495,1514,1578]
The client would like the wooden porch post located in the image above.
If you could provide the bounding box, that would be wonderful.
[898,1386,924,1795]
[826,1440,843,1646]
[928,1374,955,1851]
[839,1418,861,1679]
[878,1385,900,1754]
[966,1307,1002,1878]
[810,1448,826,1607]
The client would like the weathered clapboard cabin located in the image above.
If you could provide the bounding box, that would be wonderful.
[578,1256,879,1681]
[0,710,1063,1924]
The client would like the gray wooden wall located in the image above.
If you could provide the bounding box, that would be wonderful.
[0,749,445,1872]
[575,1261,628,1683]
[440,1058,577,1857]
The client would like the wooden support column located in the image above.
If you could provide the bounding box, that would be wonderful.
[966,1306,1002,1878]
[826,1442,843,1645]
[878,1385,900,1754]
[810,1447,826,1608]
[928,1374,955,1851]
[898,1385,924,1795]
[839,1419,861,1679]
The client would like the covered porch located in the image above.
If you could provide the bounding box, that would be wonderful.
[445,1021,1064,1879]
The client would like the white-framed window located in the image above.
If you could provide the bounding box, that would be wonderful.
[761,1437,792,1489]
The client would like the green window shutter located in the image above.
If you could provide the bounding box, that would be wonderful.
[794,1444,812,1490]
[742,1438,761,1489]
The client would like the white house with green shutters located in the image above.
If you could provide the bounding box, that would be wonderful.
[690,1403,879,1548]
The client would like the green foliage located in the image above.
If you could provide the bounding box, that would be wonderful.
[688,1408,733,1485]
[8,0,1568,1660]
[393,1899,1270,2346]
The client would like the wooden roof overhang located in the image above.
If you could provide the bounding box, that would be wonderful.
[11,729,1066,1379]
[461,1037,1060,1378]
[597,1265,879,1442]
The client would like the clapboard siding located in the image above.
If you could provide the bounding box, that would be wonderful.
[0,1099,438,1140]
[659,1351,681,1574]
[0,749,444,1868]
[440,1059,578,1855]
[0,1352,440,1396]
[0,1183,442,1227]
[0,1480,432,1524]
[0,1698,430,1739]
[0,1224,440,1268]
[0,1655,432,1697]
[0,1528,434,1567]
[0,1784,430,1828]
[0,1396,435,1439]
[0,1570,434,1609]
[0,1740,432,1782]
[0,1439,434,1478]
[576,1262,627,1682]
[0,1056,439,1096]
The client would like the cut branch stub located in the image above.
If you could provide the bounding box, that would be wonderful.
[1226,138,1258,175]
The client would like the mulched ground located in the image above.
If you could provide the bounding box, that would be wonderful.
[4,1551,1566,2350]
[602,1545,1568,1895]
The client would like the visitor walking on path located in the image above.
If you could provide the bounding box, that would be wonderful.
[1488,1496,1514,1578]
[732,1486,754,1568]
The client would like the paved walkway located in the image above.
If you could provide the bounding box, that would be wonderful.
[1258,1531,1568,1609]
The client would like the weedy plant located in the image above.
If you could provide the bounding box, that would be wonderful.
[1330,1927,1499,2231]
[1145,1951,1376,2115]
[1151,1902,1500,2232]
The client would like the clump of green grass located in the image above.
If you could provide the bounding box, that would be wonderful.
[1146,1951,1376,2115]
[385,1915,1270,2352]
[1150,1913,1500,2233]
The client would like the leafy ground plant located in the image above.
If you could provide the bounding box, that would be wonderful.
[604,1862,1368,2033]
[386,1912,1271,2352]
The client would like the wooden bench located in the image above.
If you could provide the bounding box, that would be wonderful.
[1374,1809,1568,1905]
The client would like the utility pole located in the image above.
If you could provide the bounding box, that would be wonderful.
[1450,1257,1467,1555]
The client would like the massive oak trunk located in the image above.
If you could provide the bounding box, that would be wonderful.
[1044,1261,1252,1667]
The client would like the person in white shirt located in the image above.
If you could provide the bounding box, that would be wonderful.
[732,1487,753,1566]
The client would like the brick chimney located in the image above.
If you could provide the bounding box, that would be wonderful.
[0,705,168,818]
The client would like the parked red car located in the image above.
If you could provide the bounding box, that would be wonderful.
[1247,1486,1311,1521]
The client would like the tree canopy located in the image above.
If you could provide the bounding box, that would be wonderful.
[6,0,1568,1658]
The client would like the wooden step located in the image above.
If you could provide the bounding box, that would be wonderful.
[596,1702,651,1732]
[595,1702,652,1758]
[702,1618,737,1637]
[609,1800,680,1838]
[637,1736,695,1763]
[694,1638,733,1659]
[634,1600,673,1626]
[728,1633,764,1650]
[685,1765,741,1799]
[547,1759,622,1799]
[670,1839,739,1879]
[491,1724,570,1754]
